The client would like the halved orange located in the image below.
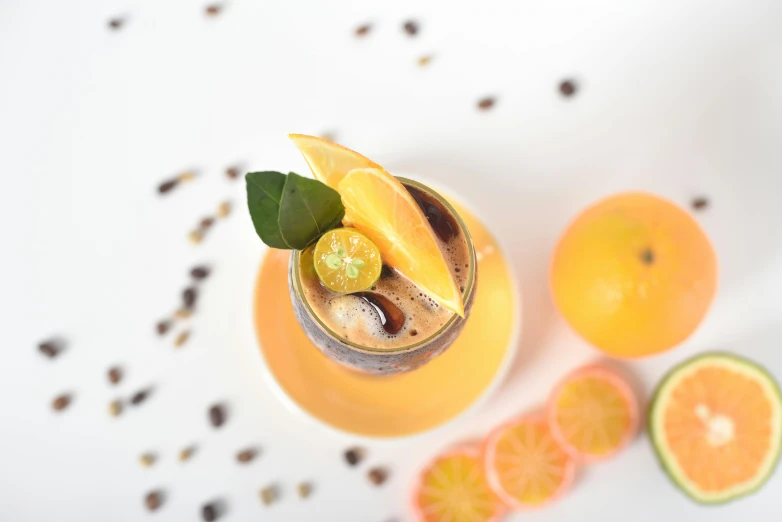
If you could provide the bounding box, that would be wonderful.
[338,168,464,316]
[483,416,576,510]
[650,352,782,504]
[548,365,639,462]
[413,446,506,522]
[289,133,381,190]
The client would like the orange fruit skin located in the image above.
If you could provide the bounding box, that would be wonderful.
[412,445,507,522]
[550,192,717,358]
[547,365,639,463]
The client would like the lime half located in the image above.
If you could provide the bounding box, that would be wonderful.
[314,228,382,293]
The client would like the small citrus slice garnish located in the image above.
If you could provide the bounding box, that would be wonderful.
[338,168,464,316]
[289,133,382,190]
[649,353,782,504]
[313,228,381,293]
[547,365,639,462]
[484,416,576,510]
[413,446,507,522]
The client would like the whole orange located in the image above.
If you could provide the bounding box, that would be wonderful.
[550,192,717,358]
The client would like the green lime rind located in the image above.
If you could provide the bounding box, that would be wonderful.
[649,352,782,505]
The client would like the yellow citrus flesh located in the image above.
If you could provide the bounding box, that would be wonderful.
[484,416,576,510]
[548,366,639,462]
[289,133,381,190]
[413,446,506,522]
[313,228,381,293]
[338,168,464,316]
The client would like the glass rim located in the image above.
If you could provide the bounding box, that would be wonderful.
[290,177,477,354]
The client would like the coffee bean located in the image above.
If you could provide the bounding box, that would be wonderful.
[417,55,433,67]
[38,340,61,359]
[139,453,157,468]
[202,502,222,521]
[691,197,709,211]
[216,201,231,218]
[225,167,240,180]
[355,24,371,37]
[209,403,226,428]
[403,20,419,36]
[108,18,124,30]
[368,467,389,486]
[156,320,171,335]
[130,388,151,406]
[344,447,365,466]
[205,4,222,17]
[179,446,196,462]
[297,482,313,499]
[259,486,278,505]
[108,366,122,385]
[173,330,191,348]
[477,97,496,110]
[200,217,215,229]
[109,399,123,417]
[559,80,577,97]
[236,448,257,463]
[52,394,71,412]
[183,287,198,309]
[189,229,204,244]
[177,171,196,182]
[191,266,211,280]
[174,308,192,320]
[158,179,178,194]
[145,491,164,511]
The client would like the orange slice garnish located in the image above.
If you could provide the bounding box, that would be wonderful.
[413,446,507,522]
[289,133,381,190]
[484,415,576,510]
[338,167,464,316]
[547,365,639,462]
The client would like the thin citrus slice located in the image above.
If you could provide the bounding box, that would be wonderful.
[547,365,639,462]
[338,168,464,316]
[484,416,576,509]
[313,228,381,293]
[289,133,382,190]
[413,446,506,522]
[649,352,782,504]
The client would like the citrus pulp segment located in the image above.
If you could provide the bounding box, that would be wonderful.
[313,228,381,293]
[289,133,382,190]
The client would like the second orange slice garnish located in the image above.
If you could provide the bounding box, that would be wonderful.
[289,133,381,190]
[338,168,464,316]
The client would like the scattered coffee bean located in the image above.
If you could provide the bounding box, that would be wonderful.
[559,79,577,97]
[145,490,164,511]
[202,501,222,521]
[179,446,196,462]
[139,452,157,468]
[368,467,389,486]
[236,448,257,463]
[403,20,419,36]
[344,447,365,466]
[225,167,240,180]
[191,266,211,280]
[216,201,231,218]
[109,399,123,417]
[205,4,222,17]
[189,229,204,244]
[297,482,313,499]
[200,216,215,229]
[108,366,123,385]
[158,179,179,194]
[38,339,62,359]
[174,330,191,348]
[355,24,371,37]
[691,197,709,211]
[130,388,151,406]
[417,55,432,67]
[477,97,496,111]
[259,485,278,505]
[178,171,196,182]
[52,394,71,412]
[108,18,124,31]
[183,287,198,309]
[156,320,171,336]
[209,403,226,428]
[174,308,192,320]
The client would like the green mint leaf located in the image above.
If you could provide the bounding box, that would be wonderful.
[278,172,345,249]
[245,171,290,249]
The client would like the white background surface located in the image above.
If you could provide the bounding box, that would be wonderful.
[2,0,782,521]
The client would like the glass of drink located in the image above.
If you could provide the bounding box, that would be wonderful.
[289,177,477,375]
